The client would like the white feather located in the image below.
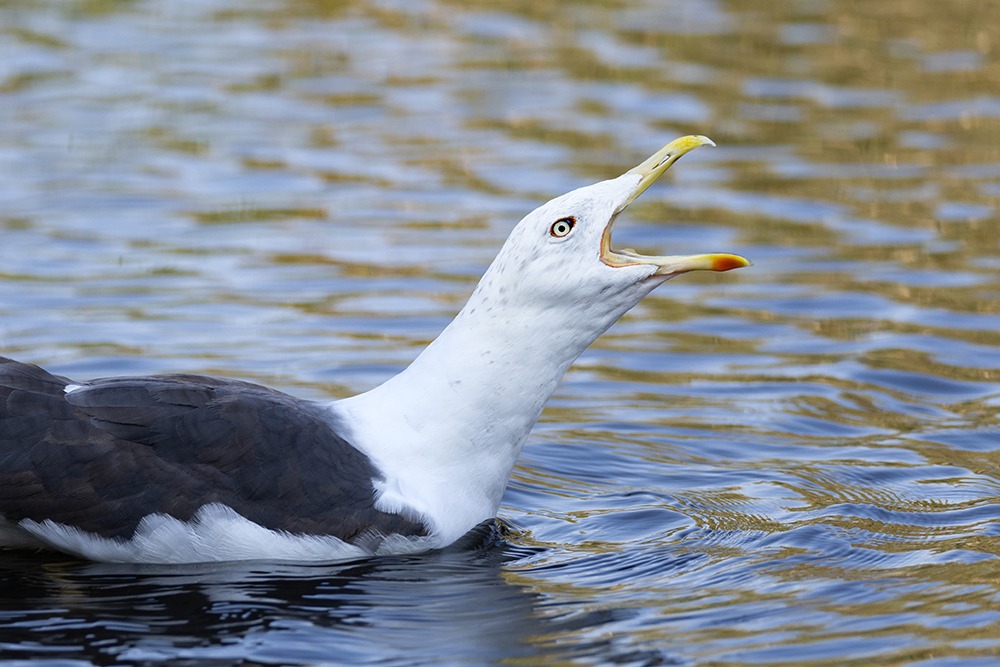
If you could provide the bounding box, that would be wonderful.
[332,173,666,546]
[17,504,439,564]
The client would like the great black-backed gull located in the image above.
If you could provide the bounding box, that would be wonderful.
[0,136,748,563]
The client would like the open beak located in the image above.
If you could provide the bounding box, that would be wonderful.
[601,135,751,276]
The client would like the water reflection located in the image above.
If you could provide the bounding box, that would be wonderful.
[2,0,1000,664]
[0,530,538,665]
[1,527,684,665]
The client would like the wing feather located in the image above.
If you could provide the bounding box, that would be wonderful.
[0,358,427,543]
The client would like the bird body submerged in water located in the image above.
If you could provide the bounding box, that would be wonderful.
[0,136,749,563]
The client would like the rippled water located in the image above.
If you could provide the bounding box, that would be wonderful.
[2,0,1000,664]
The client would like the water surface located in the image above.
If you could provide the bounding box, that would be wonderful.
[1,0,999,665]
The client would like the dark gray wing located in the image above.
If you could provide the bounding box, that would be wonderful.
[0,357,426,542]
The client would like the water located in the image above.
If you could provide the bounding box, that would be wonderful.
[1,0,999,664]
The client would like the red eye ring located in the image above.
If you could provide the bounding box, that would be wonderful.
[549,217,576,238]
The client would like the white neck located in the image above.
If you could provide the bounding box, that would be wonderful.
[332,275,643,544]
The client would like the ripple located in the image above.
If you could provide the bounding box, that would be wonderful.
[4,0,1000,665]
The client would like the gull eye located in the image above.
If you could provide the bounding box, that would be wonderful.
[549,217,576,238]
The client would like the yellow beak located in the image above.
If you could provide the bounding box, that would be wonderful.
[602,135,751,276]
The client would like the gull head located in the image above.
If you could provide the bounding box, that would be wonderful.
[471,136,750,329]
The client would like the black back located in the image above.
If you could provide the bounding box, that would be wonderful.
[0,357,426,543]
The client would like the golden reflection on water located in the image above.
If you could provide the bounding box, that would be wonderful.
[2,0,1000,664]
